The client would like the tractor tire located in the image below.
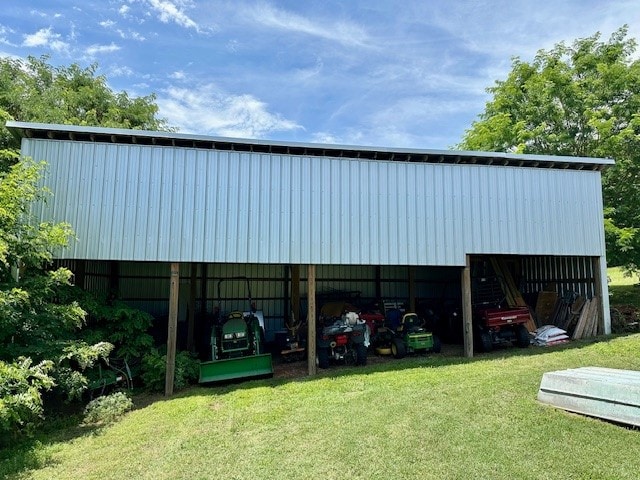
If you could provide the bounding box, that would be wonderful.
[515,324,530,348]
[479,331,493,353]
[355,343,367,366]
[317,347,330,369]
[432,335,442,353]
[391,338,407,359]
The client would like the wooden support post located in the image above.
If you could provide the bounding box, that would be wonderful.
[165,262,180,396]
[408,266,416,312]
[291,265,300,327]
[375,266,382,300]
[187,263,197,352]
[307,264,317,376]
[462,256,473,358]
[592,256,610,334]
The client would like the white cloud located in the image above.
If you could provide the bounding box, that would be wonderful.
[109,65,135,77]
[113,28,146,41]
[311,132,341,145]
[119,5,130,16]
[169,70,185,80]
[243,2,371,47]
[23,27,54,46]
[144,0,199,31]
[22,27,70,53]
[129,30,146,41]
[157,83,302,138]
[100,20,116,28]
[50,40,69,53]
[85,42,121,56]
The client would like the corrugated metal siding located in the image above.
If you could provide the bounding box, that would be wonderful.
[25,139,606,266]
[521,256,596,298]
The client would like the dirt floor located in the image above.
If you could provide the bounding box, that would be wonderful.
[272,343,465,379]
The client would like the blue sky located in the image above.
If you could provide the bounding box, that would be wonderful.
[1,1,638,149]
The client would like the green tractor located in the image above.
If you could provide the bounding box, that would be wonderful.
[374,309,441,358]
[199,278,273,383]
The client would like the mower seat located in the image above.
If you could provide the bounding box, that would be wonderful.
[400,313,424,333]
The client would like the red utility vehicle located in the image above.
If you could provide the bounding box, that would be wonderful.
[475,306,531,352]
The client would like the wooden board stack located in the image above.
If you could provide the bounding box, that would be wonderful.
[572,296,601,340]
[490,257,537,332]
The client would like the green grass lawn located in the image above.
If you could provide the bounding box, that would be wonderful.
[608,266,640,307]
[2,334,640,480]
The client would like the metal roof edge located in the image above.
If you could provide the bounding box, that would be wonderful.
[6,120,615,167]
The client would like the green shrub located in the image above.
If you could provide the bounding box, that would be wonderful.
[83,391,133,425]
[141,349,199,392]
[70,290,155,361]
[0,357,54,442]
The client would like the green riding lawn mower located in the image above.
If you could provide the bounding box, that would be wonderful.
[370,304,441,359]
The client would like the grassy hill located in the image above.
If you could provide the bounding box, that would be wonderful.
[2,333,640,480]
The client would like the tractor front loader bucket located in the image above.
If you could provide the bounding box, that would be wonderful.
[199,353,273,384]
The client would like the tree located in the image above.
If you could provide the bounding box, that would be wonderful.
[459,26,640,273]
[0,56,171,438]
[0,56,173,170]
[0,159,114,439]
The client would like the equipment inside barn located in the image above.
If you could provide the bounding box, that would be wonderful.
[199,278,273,383]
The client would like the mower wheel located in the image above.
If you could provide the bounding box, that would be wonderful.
[391,338,407,359]
[355,343,367,366]
[432,335,442,353]
[515,324,530,348]
[479,331,493,353]
[317,347,330,369]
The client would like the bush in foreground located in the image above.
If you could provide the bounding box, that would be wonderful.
[83,391,133,425]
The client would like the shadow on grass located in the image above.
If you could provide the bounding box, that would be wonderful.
[0,414,108,480]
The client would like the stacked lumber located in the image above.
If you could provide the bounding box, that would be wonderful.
[539,291,601,339]
[572,296,601,340]
[551,293,585,333]
[490,257,537,332]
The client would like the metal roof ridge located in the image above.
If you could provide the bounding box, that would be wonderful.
[6,120,615,166]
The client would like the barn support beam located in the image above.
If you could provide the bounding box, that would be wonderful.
[165,262,180,396]
[462,256,473,358]
[593,256,611,334]
[307,264,317,376]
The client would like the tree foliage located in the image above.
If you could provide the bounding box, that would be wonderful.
[0,55,172,170]
[0,56,172,438]
[0,160,113,437]
[0,357,54,443]
[459,26,640,271]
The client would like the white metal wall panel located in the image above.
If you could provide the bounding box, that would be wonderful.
[24,138,606,266]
